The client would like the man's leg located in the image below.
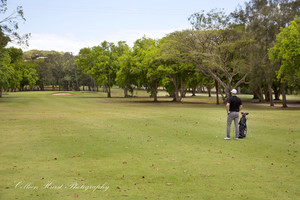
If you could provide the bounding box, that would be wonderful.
[233,112,239,138]
[226,113,234,138]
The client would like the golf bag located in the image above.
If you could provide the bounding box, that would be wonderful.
[238,112,249,139]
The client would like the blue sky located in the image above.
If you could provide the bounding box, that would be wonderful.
[6,0,247,54]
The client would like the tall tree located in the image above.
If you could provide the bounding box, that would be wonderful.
[269,16,300,107]
[162,29,252,102]
[0,27,12,97]
[7,47,23,90]
[0,46,12,97]
[46,52,65,91]
[126,37,163,101]
[160,35,197,102]
[19,61,38,91]
[116,47,137,97]
[77,41,126,97]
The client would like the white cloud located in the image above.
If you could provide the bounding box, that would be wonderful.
[8,26,190,55]
[23,33,97,55]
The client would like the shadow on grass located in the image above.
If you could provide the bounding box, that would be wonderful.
[73,94,300,109]
[75,95,213,105]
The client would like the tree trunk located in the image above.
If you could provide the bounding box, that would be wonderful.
[252,92,258,100]
[107,85,111,98]
[281,82,287,108]
[264,88,269,102]
[107,74,111,98]
[258,86,264,102]
[207,87,211,97]
[124,88,129,98]
[179,78,186,100]
[201,86,205,93]
[224,85,232,103]
[74,67,79,91]
[273,85,281,100]
[172,78,181,102]
[192,88,196,96]
[215,80,219,105]
[268,84,274,106]
[174,90,180,102]
[58,79,61,91]
[0,87,3,98]
[253,90,262,102]
[181,89,186,98]
[153,89,158,102]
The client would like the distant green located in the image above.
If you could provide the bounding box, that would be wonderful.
[0,90,299,200]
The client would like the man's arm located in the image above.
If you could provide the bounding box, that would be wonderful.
[226,103,230,114]
[239,105,243,111]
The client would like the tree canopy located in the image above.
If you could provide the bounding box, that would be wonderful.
[269,16,300,90]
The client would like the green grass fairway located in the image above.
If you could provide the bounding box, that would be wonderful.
[0,91,299,200]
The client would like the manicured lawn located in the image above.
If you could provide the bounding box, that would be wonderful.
[0,90,299,199]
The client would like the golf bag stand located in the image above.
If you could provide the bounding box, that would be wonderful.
[238,112,249,139]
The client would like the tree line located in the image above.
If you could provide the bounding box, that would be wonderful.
[1,0,299,107]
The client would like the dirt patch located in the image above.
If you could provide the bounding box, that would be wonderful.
[52,93,73,96]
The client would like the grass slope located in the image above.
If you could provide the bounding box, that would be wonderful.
[0,91,299,200]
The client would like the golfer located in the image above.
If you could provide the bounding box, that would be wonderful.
[225,89,242,140]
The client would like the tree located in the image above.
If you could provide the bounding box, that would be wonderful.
[162,29,252,102]
[231,0,300,106]
[116,47,137,97]
[60,52,78,91]
[269,16,300,88]
[7,47,23,91]
[0,0,30,46]
[19,61,39,90]
[189,8,230,31]
[92,41,117,97]
[0,27,12,97]
[160,35,197,102]
[125,37,163,102]
[269,16,300,107]
[138,39,164,102]
[77,41,127,97]
[0,47,12,97]
[46,52,65,91]
[34,57,54,91]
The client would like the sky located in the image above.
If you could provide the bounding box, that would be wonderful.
[5,0,248,55]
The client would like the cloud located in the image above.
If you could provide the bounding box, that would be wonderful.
[21,33,97,55]
[9,26,190,55]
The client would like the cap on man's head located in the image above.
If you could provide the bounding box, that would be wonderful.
[231,89,237,94]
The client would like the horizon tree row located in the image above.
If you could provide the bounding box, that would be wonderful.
[1,0,299,107]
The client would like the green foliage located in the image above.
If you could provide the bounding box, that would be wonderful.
[20,61,39,88]
[136,38,163,101]
[231,0,300,103]
[0,0,30,46]
[7,47,23,89]
[269,16,300,89]
[189,8,230,30]
[77,41,129,97]
[161,28,252,102]
[0,48,13,91]
[116,48,137,96]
